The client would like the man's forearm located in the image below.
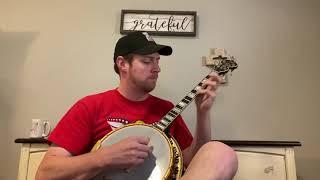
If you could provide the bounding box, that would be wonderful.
[183,110,212,166]
[194,110,212,147]
[36,150,104,180]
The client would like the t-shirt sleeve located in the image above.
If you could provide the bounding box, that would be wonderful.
[48,99,93,155]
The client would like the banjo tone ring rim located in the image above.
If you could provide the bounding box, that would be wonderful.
[91,123,175,179]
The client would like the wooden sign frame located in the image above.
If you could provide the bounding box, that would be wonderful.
[120,10,197,36]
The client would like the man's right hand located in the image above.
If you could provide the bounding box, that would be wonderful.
[96,136,152,170]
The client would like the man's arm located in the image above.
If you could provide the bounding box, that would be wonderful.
[182,72,222,166]
[36,146,104,180]
[182,110,211,166]
[36,136,151,180]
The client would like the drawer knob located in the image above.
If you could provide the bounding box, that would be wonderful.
[264,166,274,174]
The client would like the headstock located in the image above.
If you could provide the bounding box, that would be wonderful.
[205,48,238,76]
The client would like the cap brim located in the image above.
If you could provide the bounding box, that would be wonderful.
[133,43,172,56]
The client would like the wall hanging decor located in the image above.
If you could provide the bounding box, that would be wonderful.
[120,9,197,36]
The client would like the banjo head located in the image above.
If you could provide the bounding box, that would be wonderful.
[93,124,174,180]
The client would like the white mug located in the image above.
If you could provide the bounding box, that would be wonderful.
[29,119,51,138]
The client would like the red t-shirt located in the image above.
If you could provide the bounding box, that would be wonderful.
[49,89,193,155]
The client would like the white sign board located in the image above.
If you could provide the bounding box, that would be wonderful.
[120,10,197,36]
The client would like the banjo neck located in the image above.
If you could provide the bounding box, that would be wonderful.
[154,48,238,132]
[154,73,213,132]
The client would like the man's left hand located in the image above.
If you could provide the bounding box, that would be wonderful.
[195,72,222,113]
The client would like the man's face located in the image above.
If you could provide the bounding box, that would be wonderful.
[127,53,161,93]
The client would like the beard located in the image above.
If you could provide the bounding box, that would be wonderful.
[129,73,157,93]
[136,78,157,93]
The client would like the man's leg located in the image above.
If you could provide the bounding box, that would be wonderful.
[181,141,238,180]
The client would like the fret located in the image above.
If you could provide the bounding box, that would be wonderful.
[172,108,181,114]
[205,75,210,79]
[179,101,188,109]
[191,89,197,94]
[195,86,201,91]
[165,115,174,121]
[158,121,167,127]
[185,96,192,101]
[167,112,175,118]
[188,92,196,98]
[169,110,179,116]
[155,123,165,131]
[188,89,197,98]
[176,104,183,110]
[198,82,203,87]
[178,101,187,107]
[182,99,190,104]
[163,117,171,123]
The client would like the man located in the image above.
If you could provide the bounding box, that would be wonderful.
[36,31,238,180]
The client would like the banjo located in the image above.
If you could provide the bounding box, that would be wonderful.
[91,49,238,180]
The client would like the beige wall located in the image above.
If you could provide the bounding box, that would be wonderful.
[1,0,319,179]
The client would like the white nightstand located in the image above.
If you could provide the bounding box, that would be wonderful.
[15,138,49,180]
[222,140,301,180]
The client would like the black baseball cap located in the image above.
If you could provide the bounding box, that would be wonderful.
[113,31,172,62]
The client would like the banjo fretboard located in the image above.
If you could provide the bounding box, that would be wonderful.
[154,74,211,132]
[154,51,238,132]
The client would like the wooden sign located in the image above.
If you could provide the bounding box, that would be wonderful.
[120,10,197,36]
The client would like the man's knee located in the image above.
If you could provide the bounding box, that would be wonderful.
[201,141,238,176]
[202,141,236,156]
[201,141,238,165]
